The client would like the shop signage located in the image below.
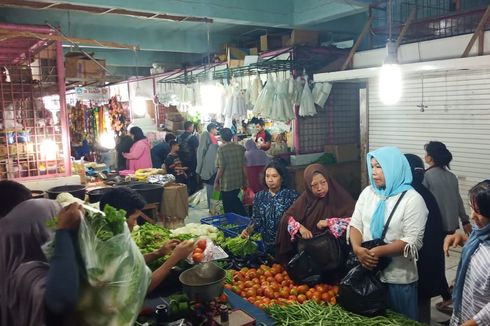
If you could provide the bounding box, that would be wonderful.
[75,87,109,101]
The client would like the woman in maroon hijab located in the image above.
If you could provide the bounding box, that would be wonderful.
[275,164,356,264]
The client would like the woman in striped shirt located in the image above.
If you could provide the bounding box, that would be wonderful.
[445,179,490,326]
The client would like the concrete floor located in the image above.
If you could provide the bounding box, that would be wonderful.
[430,246,461,325]
[185,206,461,325]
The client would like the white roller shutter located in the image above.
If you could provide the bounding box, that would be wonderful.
[368,69,490,212]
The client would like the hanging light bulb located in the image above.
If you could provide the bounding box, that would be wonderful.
[379,41,402,105]
[378,0,402,105]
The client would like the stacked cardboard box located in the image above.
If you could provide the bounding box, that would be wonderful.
[165,112,185,131]
[65,53,106,80]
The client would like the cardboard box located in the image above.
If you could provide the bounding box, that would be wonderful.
[65,56,106,80]
[324,144,359,162]
[165,120,184,131]
[83,59,106,78]
[39,44,57,59]
[249,48,258,55]
[260,34,283,51]
[290,30,319,46]
[166,112,184,122]
[227,47,247,60]
[228,59,244,68]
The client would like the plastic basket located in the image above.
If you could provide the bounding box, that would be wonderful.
[200,213,250,238]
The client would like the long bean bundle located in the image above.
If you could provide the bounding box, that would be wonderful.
[266,301,424,326]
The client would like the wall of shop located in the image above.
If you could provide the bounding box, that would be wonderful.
[297,83,360,153]
[368,69,490,211]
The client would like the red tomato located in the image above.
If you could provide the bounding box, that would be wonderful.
[218,293,228,303]
[192,252,203,263]
[197,239,207,250]
[193,247,203,254]
[297,294,307,303]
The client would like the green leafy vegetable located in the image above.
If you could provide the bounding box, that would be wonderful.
[222,235,257,256]
[131,223,172,270]
[314,152,336,166]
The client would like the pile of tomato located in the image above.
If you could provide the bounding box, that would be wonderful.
[224,263,339,309]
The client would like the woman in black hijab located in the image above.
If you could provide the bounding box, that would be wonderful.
[405,154,446,323]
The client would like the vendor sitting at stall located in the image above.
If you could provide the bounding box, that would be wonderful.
[255,119,272,151]
[165,140,188,184]
[241,160,298,254]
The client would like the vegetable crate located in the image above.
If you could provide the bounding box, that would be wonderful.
[200,213,265,252]
[200,213,250,237]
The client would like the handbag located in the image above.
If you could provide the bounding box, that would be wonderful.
[346,191,407,272]
[297,230,344,272]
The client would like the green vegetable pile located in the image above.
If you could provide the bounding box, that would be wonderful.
[266,301,424,326]
[221,223,240,229]
[314,152,336,166]
[131,223,173,270]
[222,235,257,256]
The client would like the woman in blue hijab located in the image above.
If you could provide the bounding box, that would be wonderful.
[349,147,428,320]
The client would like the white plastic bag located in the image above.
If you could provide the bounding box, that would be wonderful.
[188,188,208,209]
[76,216,151,326]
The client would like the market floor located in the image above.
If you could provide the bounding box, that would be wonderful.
[430,245,462,326]
[185,206,461,325]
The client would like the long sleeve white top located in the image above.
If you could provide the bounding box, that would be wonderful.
[349,187,428,284]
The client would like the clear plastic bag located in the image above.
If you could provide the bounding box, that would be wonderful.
[188,188,208,209]
[75,216,151,326]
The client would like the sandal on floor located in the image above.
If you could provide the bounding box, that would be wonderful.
[436,300,454,315]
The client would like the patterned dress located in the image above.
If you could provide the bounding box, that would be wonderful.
[252,187,299,253]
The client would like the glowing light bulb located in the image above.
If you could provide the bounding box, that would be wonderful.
[131,97,148,117]
[99,133,116,149]
[200,82,223,115]
[378,63,402,105]
[40,139,58,161]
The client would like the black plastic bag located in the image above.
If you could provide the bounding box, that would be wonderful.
[297,230,344,271]
[285,250,322,286]
[337,265,387,317]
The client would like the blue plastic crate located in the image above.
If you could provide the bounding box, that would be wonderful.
[200,213,250,238]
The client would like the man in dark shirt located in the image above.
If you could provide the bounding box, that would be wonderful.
[177,121,199,193]
[151,133,175,168]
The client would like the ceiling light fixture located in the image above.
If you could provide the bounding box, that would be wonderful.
[378,0,402,105]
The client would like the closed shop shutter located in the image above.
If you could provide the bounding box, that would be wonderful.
[368,70,490,212]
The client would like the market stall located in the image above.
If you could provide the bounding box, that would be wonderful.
[0,23,71,181]
[127,213,425,326]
